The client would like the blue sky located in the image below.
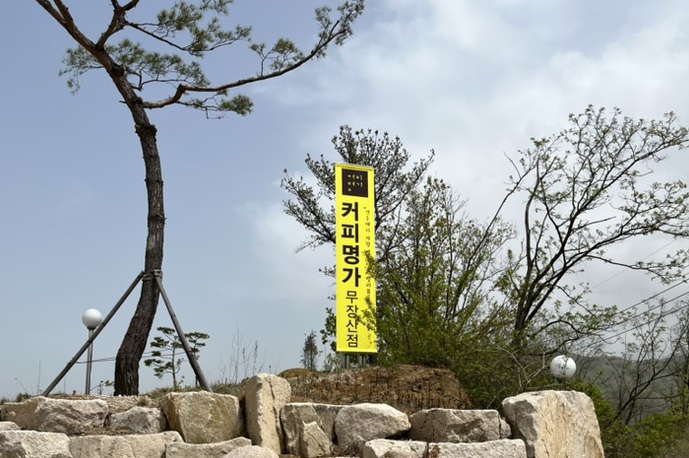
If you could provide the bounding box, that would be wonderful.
[2,0,689,398]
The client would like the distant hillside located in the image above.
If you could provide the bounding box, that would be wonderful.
[575,353,684,423]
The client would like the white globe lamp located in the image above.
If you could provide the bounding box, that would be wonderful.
[550,355,576,380]
[82,308,103,330]
[82,308,103,394]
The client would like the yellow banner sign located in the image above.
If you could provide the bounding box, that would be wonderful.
[335,163,377,353]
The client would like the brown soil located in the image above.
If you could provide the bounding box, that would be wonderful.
[278,364,473,414]
[278,364,473,457]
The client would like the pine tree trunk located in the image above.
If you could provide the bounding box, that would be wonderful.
[113,83,165,395]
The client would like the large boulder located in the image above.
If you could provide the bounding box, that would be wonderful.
[362,438,427,458]
[245,373,291,454]
[166,436,251,458]
[300,421,332,458]
[0,430,72,458]
[280,402,342,454]
[0,396,47,430]
[409,408,502,443]
[427,439,527,457]
[109,406,167,434]
[501,390,604,458]
[334,403,411,452]
[34,398,108,435]
[162,391,243,444]
[69,431,182,458]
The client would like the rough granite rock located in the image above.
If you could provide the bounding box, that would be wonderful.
[409,408,501,443]
[0,421,20,431]
[0,430,72,458]
[166,436,251,458]
[300,420,332,458]
[281,402,342,454]
[335,403,411,451]
[0,381,604,458]
[0,396,47,430]
[500,417,512,439]
[222,444,280,458]
[162,391,243,444]
[362,438,427,458]
[109,406,167,434]
[245,373,291,454]
[502,390,604,458]
[69,431,182,458]
[427,439,527,458]
[34,398,108,435]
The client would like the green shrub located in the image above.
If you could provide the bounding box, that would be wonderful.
[571,380,689,458]
[633,413,688,458]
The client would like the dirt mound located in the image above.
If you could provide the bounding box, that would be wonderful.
[281,364,473,414]
[46,365,472,419]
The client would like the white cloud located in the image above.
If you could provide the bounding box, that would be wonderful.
[260,0,689,320]
[245,199,333,306]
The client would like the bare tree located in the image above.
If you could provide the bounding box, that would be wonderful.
[500,106,689,347]
[220,328,265,384]
[35,0,365,395]
[613,304,682,423]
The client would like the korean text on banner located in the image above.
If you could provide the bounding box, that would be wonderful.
[335,163,377,353]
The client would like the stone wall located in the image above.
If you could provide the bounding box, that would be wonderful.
[0,373,604,458]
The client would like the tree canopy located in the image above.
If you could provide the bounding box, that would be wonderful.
[502,106,689,346]
[282,126,434,254]
[39,0,364,116]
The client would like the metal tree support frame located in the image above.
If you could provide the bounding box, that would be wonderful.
[42,271,212,396]
[152,270,212,392]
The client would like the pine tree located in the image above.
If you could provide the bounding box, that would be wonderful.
[144,326,209,390]
[301,331,320,371]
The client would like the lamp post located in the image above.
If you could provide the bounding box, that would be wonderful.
[82,308,103,395]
